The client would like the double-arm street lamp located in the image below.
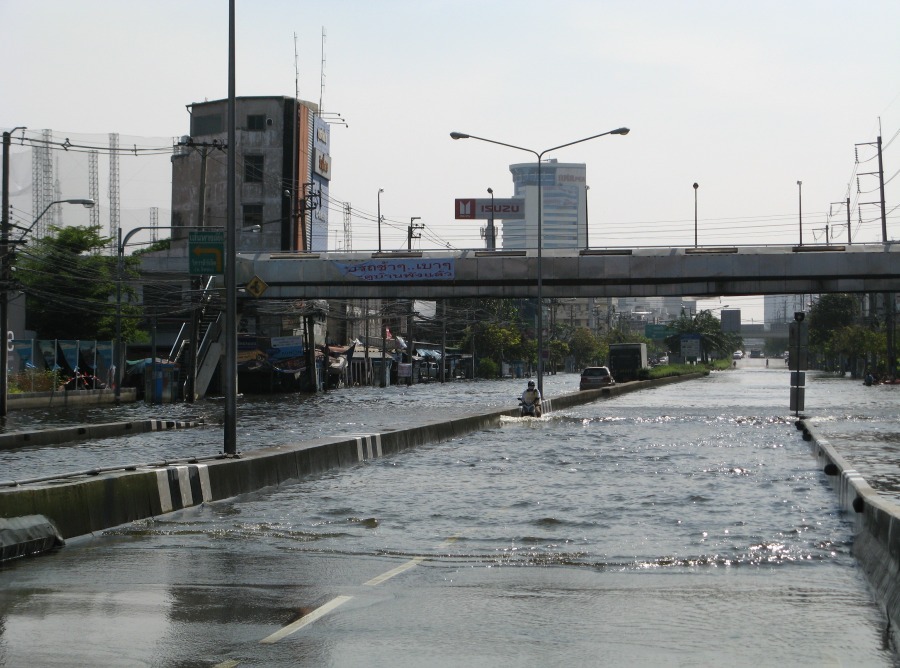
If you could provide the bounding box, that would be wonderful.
[0,197,94,417]
[377,188,384,252]
[450,127,630,395]
[693,183,699,248]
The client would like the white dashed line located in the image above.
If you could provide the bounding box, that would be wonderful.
[259,595,353,644]
[364,557,424,586]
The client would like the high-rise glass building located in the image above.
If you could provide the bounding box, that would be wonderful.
[503,160,586,250]
[764,295,809,325]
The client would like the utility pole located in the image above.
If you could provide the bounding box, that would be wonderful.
[877,134,894,380]
[407,216,422,250]
[1,127,25,419]
[857,130,894,380]
[405,217,422,385]
[176,136,224,403]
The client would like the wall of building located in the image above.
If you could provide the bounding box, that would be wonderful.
[169,96,324,254]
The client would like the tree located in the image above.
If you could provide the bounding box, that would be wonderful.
[569,327,604,368]
[17,225,143,341]
[548,339,570,372]
[665,310,741,362]
[808,294,859,349]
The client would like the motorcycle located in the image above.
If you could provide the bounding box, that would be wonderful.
[518,399,538,418]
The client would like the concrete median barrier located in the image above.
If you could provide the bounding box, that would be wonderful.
[0,374,706,553]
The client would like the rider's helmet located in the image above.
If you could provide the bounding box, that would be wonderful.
[527,380,535,387]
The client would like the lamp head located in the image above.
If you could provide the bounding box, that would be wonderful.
[693,183,699,190]
[450,132,470,140]
[611,127,630,135]
[487,187,493,194]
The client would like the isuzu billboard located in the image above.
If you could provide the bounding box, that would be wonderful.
[454,198,525,220]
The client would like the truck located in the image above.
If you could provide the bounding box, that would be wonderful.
[607,343,649,382]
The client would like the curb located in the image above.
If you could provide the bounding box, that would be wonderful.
[798,420,900,642]
[0,419,205,451]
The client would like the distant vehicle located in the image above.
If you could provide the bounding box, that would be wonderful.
[783,351,790,359]
[658,355,669,365]
[733,350,744,359]
[607,343,649,382]
[749,350,763,358]
[579,366,615,390]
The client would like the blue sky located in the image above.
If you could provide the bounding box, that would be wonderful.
[3,1,900,320]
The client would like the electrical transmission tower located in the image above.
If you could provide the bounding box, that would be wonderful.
[150,207,159,242]
[31,129,54,239]
[88,150,100,228]
[108,133,120,252]
[343,202,352,251]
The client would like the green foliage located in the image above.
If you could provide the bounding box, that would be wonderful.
[8,368,65,393]
[476,358,499,379]
[664,310,741,362]
[16,224,144,341]
[570,327,606,367]
[548,339,570,371]
[132,238,171,255]
[646,362,716,379]
[808,294,859,348]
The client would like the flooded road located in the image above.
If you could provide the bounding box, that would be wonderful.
[1,364,897,666]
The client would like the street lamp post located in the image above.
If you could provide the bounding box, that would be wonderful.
[377,188,384,252]
[797,180,803,246]
[451,127,630,396]
[1,196,94,417]
[487,187,495,250]
[693,183,699,248]
[584,185,590,250]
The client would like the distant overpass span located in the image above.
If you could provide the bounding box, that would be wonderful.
[228,243,900,300]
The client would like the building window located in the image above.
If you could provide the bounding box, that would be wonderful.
[242,204,263,228]
[244,155,264,183]
[192,114,223,136]
[247,114,266,131]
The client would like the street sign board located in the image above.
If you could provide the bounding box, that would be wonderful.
[788,349,808,371]
[645,324,674,339]
[790,386,805,411]
[680,334,701,359]
[189,230,225,275]
[245,275,268,298]
[454,198,525,220]
[788,321,809,347]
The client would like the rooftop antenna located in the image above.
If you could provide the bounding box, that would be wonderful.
[315,27,348,127]
[319,26,326,112]
[294,32,299,101]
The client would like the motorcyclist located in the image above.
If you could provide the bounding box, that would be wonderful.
[521,380,542,417]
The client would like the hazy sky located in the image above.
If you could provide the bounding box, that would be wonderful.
[3,1,900,320]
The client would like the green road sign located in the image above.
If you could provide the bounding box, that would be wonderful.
[189,230,225,275]
[645,324,675,339]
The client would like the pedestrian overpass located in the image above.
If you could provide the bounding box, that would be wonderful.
[229,243,900,300]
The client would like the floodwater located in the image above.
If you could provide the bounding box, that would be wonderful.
[0,363,897,666]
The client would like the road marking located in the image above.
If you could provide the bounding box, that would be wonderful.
[364,557,424,586]
[213,661,240,668]
[259,595,353,644]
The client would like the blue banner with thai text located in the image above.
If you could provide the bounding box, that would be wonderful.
[332,259,454,282]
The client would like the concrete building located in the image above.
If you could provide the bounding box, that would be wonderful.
[170,95,331,252]
[764,295,810,324]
